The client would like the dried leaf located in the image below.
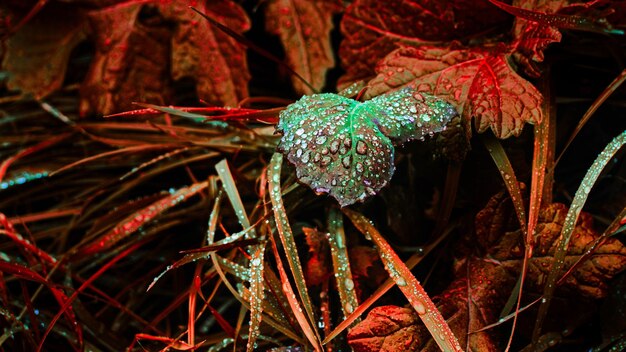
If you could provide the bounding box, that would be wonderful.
[339,0,512,85]
[303,227,331,286]
[265,0,342,94]
[476,193,626,299]
[1,3,88,99]
[79,0,250,115]
[347,261,507,352]
[161,0,250,106]
[277,87,456,206]
[365,46,542,138]
[80,1,172,115]
[348,305,424,351]
[348,190,626,351]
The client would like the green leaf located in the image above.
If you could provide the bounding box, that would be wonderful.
[277,87,457,206]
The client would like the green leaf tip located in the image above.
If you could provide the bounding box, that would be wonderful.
[276,86,458,206]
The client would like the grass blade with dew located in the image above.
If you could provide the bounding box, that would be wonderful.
[323,224,454,344]
[0,132,72,182]
[214,160,267,351]
[342,208,463,352]
[0,261,83,349]
[74,181,208,258]
[532,130,626,343]
[482,133,528,235]
[327,207,360,321]
[503,116,552,351]
[268,153,323,351]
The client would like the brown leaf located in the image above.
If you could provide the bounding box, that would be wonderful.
[477,194,626,298]
[80,0,250,115]
[160,0,250,106]
[347,260,508,352]
[348,191,626,351]
[364,46,542,138]
[2,3,88,99]
[303,227,331,286]
[338,0,512,86]
[348,305,424,352]
[349,246,387,299]
[265,0,342,94]
[80,1,172,115]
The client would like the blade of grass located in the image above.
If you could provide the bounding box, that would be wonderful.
[268,153,322,348]
[532,130,626,342]
[327,208,359,320]
[246,241,266,352]
[267,219,322,351]
[75,181,208,258]
[342,208,463,352]
[504,113,552,351]
[482,134,527,235]
[0,132,72,182]
[323,224,453,344]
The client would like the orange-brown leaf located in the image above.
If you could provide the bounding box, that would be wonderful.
[265,0,342,94]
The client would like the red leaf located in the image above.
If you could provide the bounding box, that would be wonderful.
[339,0,512,85]
[365,46,542,138]
[265,0,343,94]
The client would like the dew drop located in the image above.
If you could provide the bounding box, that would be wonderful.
[415,302,426,315]
[345,302,354,314]
[344,278,354,290]
[342,155,352,168]
[356,140,367,155]
[251,258,261,266]
[330,140,340,154]
[316,135,327,145]
[356,162,364,173]
[396,277,407,286]
[296,128,305,136]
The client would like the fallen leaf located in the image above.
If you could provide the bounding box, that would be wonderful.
[338,0,512,86]
[347,305,424,352]
[349,246,387,299]
[365,46,542,138]
[1,3,88,98]
[160,0,250,107]
[81,0,250,115]
[303,227,331,286]
[348,191,626,351]
[265,0,342,94]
